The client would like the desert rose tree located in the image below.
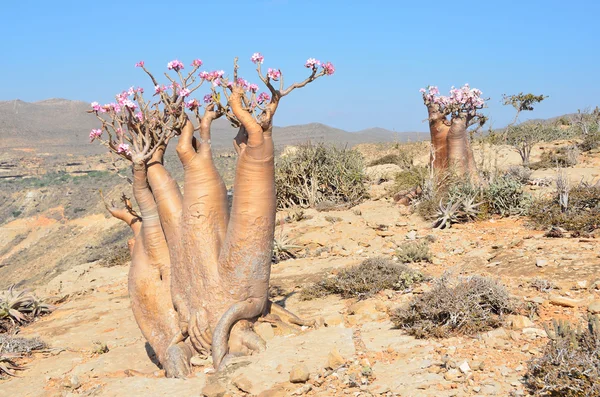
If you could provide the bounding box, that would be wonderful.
[420,85,487,176]
[88,54,334,377]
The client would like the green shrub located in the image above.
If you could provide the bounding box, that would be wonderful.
[396,242,431,263]
[579,130,600,152]
[369,144,417,169]
[529,185,600,234]
[391,275,517,338]
[300,257,424,300]
[275,143,368,209]
[485,175,531,216]
[525,316,600,396]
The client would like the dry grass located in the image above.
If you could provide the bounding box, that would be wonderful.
[300,257,424,301]
[391,275,517,338]
[526,316,600,396]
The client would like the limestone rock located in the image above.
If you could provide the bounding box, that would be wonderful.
[506,315,534,329]
[588,300,600,314]
[202,382,227,397]
[254,322,275,341]
[289,364,310,383]
[549,295,580,307]
[326,348,346,369]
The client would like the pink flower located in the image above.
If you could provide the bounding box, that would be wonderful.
[212,78,221,87]
[167,59,184,71]
[135,112,144,122]
[185,99,200,109]
[203,94,213,104]
[191,59,203,67]
[155,85,166,94]
[89,128,102,142]
[419,88,426,94]
[91,102,102,112]
[117,143,131,155]
[137,87,144,93]
[251,52,264,64]
[135,61,144,68]
[214,70,224,78]
[248,83,259,93]
[267,68,281,81]
[116,127,123,136]
[123,99,137,109]
[236,78,249,90]
[257,92,270,104]
[199,71,209,79]
[305,58,321,68]
[127,86,135,96]
[321,62,335,75]
[179,88,191,97]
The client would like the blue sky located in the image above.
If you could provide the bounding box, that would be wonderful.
[1,0,598,132]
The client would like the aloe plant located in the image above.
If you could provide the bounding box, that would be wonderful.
[433,200,460,229]
[0,285,55,325]
[459,195,483,221]
[0,352,23,377]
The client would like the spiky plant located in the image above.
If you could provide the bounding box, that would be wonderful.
[272,233,302,263]
[0,286,55,326]
[459,195,483,221]
[0,286,35,325]
[0,352,23,377]
[432,200,460,229]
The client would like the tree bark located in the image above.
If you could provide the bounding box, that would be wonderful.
[427,105,449,171]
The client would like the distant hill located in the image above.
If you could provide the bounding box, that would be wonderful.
[0,98,428,155]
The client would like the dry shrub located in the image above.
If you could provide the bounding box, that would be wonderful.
[100,244,131,267]
[396,242,431,263]
[391,275,517,338]
[526,316,600,397]
[530,145,580,170]
[275,143,367,209]
[300,257,424,301]
[368,145,416,169]
[506,165,532,184]
[388,166,429,197]
[0,334,46,354]
[529,185,600,234]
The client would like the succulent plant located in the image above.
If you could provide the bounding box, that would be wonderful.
[459,195,483,221]
[0,352,24,377]
[272,233,302,263]
[432,200,460,229]
[0,285,55,326]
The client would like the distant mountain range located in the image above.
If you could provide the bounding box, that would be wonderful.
[0,98,428,155]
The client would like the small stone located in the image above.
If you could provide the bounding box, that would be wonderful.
[549,295,580,307]
[190,354,212,366]
[326,348,346,369]
[67,375,80,389]
[292,384,312,395]
[232,375,253,393]
[254,322,275,341]
[588,300,600,314]
[444,368,460,381]
[458,361,471,374]
[324,313,344,326]
[289,364,310,383]
[522,328,547,338]
[406,231,417,240]
[202,382,227,397]
[507,315,535,329]
[535,258,547,267]
[575,280,589,289]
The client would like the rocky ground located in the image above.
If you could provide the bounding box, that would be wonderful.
[1,141,600,396]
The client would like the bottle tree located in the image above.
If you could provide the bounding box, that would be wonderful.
[88,54,334,377]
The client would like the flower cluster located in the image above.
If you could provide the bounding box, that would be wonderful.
[267,68,281,81]
[305,58,321,68]
[191,59,203,67]
[420,84,485,112]
[185,98,200,110]
[203,93,213,104]
[251,52,264,64]
[89,128,102,142]
[257,92,270,104]
[117,143,131,155]
[321,61,335,75]
[167,59,184,71]
[178,88,191,97]
[135,61,144,68]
